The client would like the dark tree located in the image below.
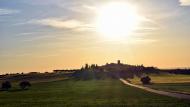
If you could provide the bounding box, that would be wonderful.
[84,64,89,69]
[19,81,31,90]
[1,81,12,91]
[141,76,151,85]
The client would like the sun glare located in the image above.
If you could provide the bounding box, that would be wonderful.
[96,2,142,40]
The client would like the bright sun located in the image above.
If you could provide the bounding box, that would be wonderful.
[96,2,142,39]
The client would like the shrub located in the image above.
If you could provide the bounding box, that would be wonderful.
[19,81,31,90]
[1,81,12,91]
[141,76,151,85]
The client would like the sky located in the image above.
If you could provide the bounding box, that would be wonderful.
[0,0,190,74]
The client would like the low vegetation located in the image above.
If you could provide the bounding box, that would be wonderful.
[1,81,11,91]
[0,79,190,107]
[141,76,151,85]
[19,81,31,90]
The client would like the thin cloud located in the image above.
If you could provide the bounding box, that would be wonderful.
[36,19,82,29]
[31,18,95,32]
[15,32,34,37]
[0,8,19,15]
[21,35,54,42]
[180,0,190,6]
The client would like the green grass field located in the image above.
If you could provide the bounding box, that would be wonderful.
[0,79,190,107]
[147,83,190,94]
[130,74,190,84]
[129,74,190,94]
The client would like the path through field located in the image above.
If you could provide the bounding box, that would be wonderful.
[120,78,190,100]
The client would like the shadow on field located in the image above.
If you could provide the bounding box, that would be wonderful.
[0,89,29,92]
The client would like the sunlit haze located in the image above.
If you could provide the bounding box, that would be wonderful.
[96,2,142,40]
[1,0,190,74]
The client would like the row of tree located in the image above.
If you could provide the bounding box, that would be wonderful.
[160,69,190,75]
[72,63,148,80]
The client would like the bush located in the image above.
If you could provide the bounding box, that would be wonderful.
[1,81,12,91]
[141,76,151,85]
[19,81,31,90]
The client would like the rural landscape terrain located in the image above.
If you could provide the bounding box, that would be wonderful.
[1,0,190,106]
[1,61,190,107]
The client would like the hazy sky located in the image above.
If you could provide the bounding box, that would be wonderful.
[1,0,190,73]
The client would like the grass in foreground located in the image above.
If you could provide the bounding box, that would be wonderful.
[0,79,190,107]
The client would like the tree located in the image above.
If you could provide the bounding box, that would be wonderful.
[1,81,11,91]
[19,81,31,90]
[84,64,89,69]
[141,76,151,85]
